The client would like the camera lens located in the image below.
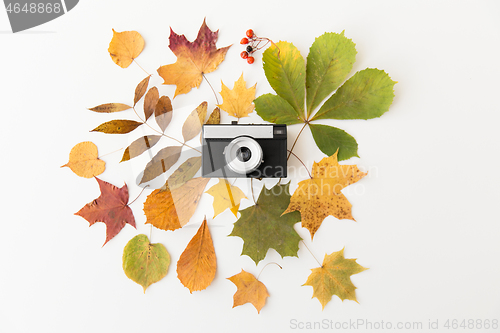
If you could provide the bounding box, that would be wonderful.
[236,147,252,162]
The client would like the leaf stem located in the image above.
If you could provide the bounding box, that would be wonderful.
[98,147,124,159]
[257,262,282,280]
[128,185,149,206]
[300,240,322,268]
[287,150,312,179]
[133,59,151,76]
[250,178,256,204]
[287,122,308,161]
[133,107,202,153]
[203,74,220,105]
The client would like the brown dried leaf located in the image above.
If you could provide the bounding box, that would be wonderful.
[228,270,269,313]
[134,75,151,106]
[91,120,142,134]
[89,103,132,113]
[177,218,216,293]
[143,177,210,231]
[140,146,182,184]
[155,96,173,132]
[108,29,145,68]
[182,101,207,142]
[61,141,105,178]
[143,87,159,120]
[120,135,162,162]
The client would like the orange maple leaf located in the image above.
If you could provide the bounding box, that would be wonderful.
[157,19,231,97]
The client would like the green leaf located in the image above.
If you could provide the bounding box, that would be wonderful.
[312,68,396,121]
[309,124,358,161]
[120,135,162,162]
[262,42,306,119]
[254,93,303,125]
[122,234,170,293]
[306,31,356,116]
[229,182,302,265]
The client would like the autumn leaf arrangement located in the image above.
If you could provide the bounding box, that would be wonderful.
[62,19,396,312]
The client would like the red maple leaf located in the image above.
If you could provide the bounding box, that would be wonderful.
[75,178,136,246]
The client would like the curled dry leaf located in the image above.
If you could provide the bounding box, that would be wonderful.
[155,96,173,132]
[75,178,135,246]
[283,150,367,239]
[61,141,105,178]
[143,177,209,231]
[120,135,162,163]
[88,103,132,113]
[304,248,367,309]
[161,156,202,192]
[217,74,256,118]
[157,19,231,97]
[177,218,216,293]
[139,146,182,184]
[123,234,170,293]
[91,119,143,134]
[134,75,151,106]
[182,101,207,142]
[143,87,159,120]
[108,29,145,68]
[228,269,269,314]
[205,178,246,218]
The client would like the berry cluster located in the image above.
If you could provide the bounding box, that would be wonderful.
[240,29,273,64]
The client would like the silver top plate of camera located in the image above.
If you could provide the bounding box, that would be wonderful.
[203,125,273,139]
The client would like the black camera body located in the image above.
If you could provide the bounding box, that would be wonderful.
[202,123,287,178]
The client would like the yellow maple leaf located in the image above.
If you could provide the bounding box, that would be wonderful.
[283,150,367,238]
[205,179,247,218]
[61,141,105,178]
[304,248,367,309]
[217,74,256,118]
[108,29,145,68]
[157,19,231,97]
[227,269,269,313]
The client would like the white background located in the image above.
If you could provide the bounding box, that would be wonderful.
[1,1,499,332]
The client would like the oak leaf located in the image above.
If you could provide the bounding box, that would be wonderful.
[157,19,231,97]
[205,179,247,218]
[303,248,367,309]
[62,141,105,178]
[75,177,135,246]
[283,151,366,239]
[182,101,207,142]
[123,234,170,293]
[108,29,145,68]
[143,177,209,231]
[217,74,256,118]
[230,182,301,264]
[227,270,269,313]
[177,218,216,293]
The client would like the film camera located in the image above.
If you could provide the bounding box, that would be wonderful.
[202,123,287,178]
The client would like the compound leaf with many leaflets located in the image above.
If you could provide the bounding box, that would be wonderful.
[157,19,231,98]
[123,234,170,293]
[61,141,105,178]
[177,218,216,293]
[303,248,367,309]
[227,269,269,314]
[75,177,135,246]
[229,182,301,265]
[143,177,209,231]
[283,151,366,239]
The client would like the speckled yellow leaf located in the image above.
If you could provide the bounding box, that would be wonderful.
[61,141,105,178]
[205,179,247,218]
[304,248,367,309]
[217,74,256,118]
[283,150,366,239]
[108,29,145,68]
[228,269,269,314]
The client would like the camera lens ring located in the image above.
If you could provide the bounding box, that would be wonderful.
[224,136,263,174]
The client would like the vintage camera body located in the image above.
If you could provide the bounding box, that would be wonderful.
[202,123,287,178]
